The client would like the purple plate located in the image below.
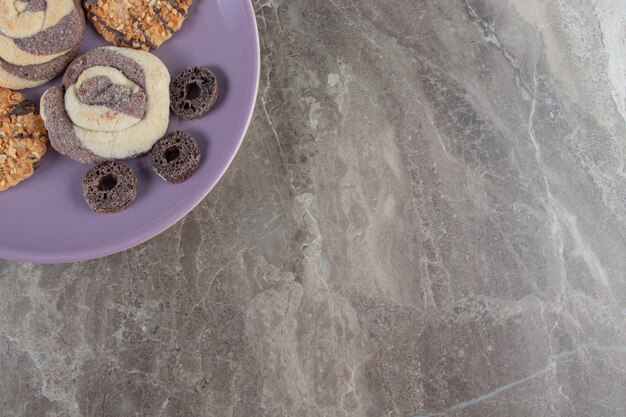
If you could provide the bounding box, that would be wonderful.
[0,0,260,264]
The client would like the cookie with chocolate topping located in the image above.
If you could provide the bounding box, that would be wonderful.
[0,87,48,191]
[83,0,193,51]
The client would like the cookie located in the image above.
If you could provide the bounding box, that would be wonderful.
[0,0,85,89]
[170,67,219,120]
[83,0,193,51]
[82,161,137,213]
[150,131,200,183]
[41,47,170,164]
[0,88,48,191]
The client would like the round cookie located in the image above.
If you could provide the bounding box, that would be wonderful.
[0,87,48,191]
[83,0,193,51]
[0,0,86,89]
[82,161,137,213]
[170,67,219,120]
[41,46,171,164]
[150,131,200,183]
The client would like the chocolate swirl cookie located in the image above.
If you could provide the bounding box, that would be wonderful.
[40,47,170,164]
[83,0,193,51]
[0,0,85,90]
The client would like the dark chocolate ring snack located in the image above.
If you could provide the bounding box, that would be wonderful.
[150,131,200,183]
[170,67,219,120]
[82,161,137,213]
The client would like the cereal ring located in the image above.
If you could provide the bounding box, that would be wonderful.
[170,67,219,120]
[150,131,200,183]
[82,161,137,213]
[83,0,193,51]
[0,87,48,192]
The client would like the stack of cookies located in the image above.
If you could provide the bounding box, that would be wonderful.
[0,0,222,214]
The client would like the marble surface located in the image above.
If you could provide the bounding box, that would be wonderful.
[2,0,626,415]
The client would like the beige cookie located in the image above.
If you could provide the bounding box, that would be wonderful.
[0,0,86,89]
[0,88,48,191]
[41,47,170,164]
[83,0,193,51]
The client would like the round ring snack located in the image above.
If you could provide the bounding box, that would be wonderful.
[82,161,137,213]
[150,131,200,183]
[83,0,193,51]
[0,87,47,191]
[40,46,171,164]
[0,0,85,89]
[170,67,219,120]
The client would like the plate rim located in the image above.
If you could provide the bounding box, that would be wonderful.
[0,0,261,265]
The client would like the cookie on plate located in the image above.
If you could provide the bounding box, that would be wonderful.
[0,0,85,89]
[0,88,48,191]
[41,47,170,164]
[83,0,193,51]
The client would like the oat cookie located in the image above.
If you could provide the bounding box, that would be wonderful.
[83,0,193,51]
[0,88,48,191]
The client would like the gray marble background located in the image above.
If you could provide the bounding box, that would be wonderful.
[2,0,626,415]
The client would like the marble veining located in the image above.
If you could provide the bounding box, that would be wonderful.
[2,0,626,416]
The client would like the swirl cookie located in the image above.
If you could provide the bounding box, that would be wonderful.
[40,46,170,164]
[83,0,193,51]
[0,87,48,191]
[0,0,86,90]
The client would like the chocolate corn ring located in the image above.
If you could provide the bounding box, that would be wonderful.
[82,161,137,213]
[150,131,201,183]
[0,0,85,89]
[40,47,170,164]
[170,67,219,120]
